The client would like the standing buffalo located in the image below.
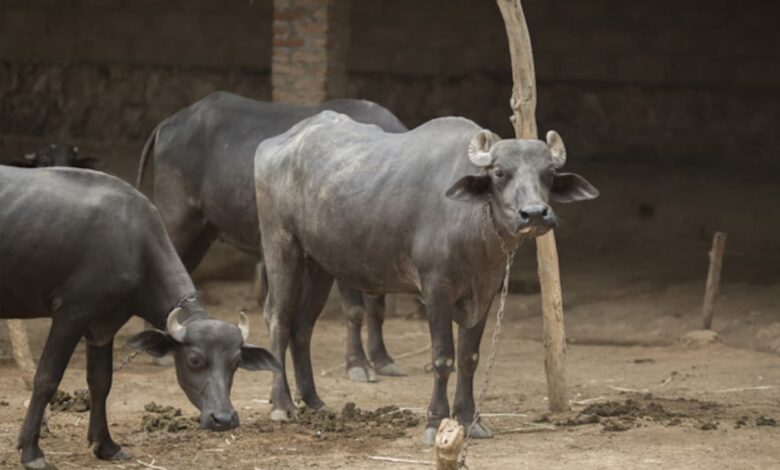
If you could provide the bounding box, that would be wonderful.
[0,166,279,469]
[137,91,408,381]
[254,112,599,443]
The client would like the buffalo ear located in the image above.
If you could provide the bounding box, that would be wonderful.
[127,330,176,358]
[551,172,599,203]
[445,175,492,204]
[74,157,105,170]
[240,344,282,372]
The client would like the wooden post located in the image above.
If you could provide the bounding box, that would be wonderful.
[435,418,464,470]
[7,320,35,390]
[702,232,727,330]
[496,0,569,412]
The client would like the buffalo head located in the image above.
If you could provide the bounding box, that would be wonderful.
[127,309,280,431]
[446,129,598,238]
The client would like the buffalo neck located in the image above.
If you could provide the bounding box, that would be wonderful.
[137,247,208,330]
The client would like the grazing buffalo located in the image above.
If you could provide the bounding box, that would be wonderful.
[254,112,599,443]
[3,143,103,169]
[0,167,280,469]
[137,91,408,381]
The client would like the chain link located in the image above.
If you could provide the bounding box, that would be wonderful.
[459,200,517,469]
[113,349,141,373]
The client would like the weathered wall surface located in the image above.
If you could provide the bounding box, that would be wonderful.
[0,0,272,156]
[0,0,778,268]
[348,0,780,166]
[1,0,778,167]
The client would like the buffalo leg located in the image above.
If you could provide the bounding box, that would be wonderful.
[337,283,376,383]
[452,314,492,438]
[365,294,404,376]
[422,296,455,445]
[17,317,84,469]
[85,339,129,460]
[262,231,304,421]
[291,263,334,409]
[179,222,219,273]
[254,260,269,319]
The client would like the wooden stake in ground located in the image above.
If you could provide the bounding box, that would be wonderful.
[497,0,569,412]
[434,418,464,470]
[702,231,727,330]
[7,319,35,390]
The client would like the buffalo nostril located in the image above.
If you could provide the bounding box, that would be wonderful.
[519,205,550,223]
[209,411,240,430]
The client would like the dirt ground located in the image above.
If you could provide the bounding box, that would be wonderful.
[0,241,779,470]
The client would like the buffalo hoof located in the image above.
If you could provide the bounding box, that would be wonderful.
[466,421,494,439]
[375,362,405,377]
[347,366,378,383]
[23,457,57,470]
[421,426,437,446]
[270,408,293,422]
[93,443,130,462]
[108,448,132,461]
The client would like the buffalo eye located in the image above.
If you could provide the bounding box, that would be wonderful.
[187,352,208,370]
[494,168,505,178]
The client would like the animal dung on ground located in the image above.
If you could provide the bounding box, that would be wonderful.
[544,396,725,432]
[293,402,419,438]
[141,402,197,433]
[49,389,89,413]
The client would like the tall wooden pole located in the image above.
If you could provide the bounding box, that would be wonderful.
[702,232,727,330]
[496,0,569,412]
[7,320,35,390]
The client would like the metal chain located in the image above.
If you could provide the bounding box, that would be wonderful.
[113,349,141,372]
[459,202,517,469]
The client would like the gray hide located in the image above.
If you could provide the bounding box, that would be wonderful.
[254,112,598,443]
[0,167,279,470]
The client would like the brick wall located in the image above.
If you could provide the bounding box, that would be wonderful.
[271,0,351,104]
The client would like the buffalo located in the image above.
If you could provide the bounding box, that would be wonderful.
[137,91,408,381]
[253,112,599,443]
[0,166,280,469]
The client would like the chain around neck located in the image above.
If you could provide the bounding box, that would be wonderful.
[480,196,517,256]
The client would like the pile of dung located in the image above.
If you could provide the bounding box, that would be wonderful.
[141,402,197,433]
[294,402,419,438]
[49,389,90,412]
[756,416,777,426]
[546,396,722,432]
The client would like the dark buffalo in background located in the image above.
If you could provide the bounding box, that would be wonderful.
[2,143,104,170]
[137,91,409,382]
